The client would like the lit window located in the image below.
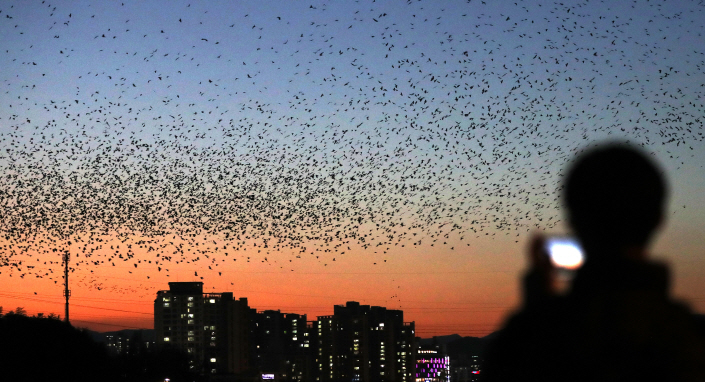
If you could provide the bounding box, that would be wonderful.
[211,358,217,363]
[211,325,216,330]
[188,297,194,301]
[163,302,170,307]
[210,299,216,303]
[188,337,194,341]
[164,337,170,342]
[188,320,194,324]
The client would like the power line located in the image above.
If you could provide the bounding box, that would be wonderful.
[0,291,514,314]
[0,293,152,315]
[69,318,149,330]
[0,306,150,330]
[0,291,153,304]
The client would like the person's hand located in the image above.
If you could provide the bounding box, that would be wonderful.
[523,234,557,305]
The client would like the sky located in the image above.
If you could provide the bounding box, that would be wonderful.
[1,0,704,337]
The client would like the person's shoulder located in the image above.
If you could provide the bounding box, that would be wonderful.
[497,295,573,335]
[484,300,573,353]
[482,298,579,381]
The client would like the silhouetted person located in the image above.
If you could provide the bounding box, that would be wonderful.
[482,143,705,381]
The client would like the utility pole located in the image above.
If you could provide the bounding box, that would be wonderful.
[63,250,70,324]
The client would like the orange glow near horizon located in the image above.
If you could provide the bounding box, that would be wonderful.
[0,231,525,336]
[2,217,705,337]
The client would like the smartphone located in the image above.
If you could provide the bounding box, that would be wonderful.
[545,236,585,271]
[544,236,584,294]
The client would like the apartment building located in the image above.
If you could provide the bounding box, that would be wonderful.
[154,282,252,375]
[316,301,416,382]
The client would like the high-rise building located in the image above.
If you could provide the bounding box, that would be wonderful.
[251,310,314,381]
[155,285,418,381]
[316,301,416,382]
[154,282,252,375]
[416,344,450,382]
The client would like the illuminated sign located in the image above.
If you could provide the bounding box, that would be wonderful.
[262,374,275,380]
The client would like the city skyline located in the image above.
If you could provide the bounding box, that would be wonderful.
[153,281,418,380]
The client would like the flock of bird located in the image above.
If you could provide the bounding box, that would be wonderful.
[0,0,703,292]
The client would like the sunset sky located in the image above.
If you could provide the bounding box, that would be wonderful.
[1,0,704,337]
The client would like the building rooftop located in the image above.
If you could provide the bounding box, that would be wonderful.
[167,281,204,294]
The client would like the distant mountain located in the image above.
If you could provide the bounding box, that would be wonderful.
[86,328,155,344]
[419,332,496,360]
[418,334,463,346]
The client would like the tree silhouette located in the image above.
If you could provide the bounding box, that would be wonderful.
[0,310,112,381]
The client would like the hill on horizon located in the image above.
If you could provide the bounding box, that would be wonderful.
[87,328,156,344]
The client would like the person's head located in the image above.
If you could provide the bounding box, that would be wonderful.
[563,143,668,258]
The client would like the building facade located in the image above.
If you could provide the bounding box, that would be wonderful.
[450,355,482,382]
[154,282,252,375]
[251,310,314,381]
[415,345,450,382]
[316,301,416,382]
